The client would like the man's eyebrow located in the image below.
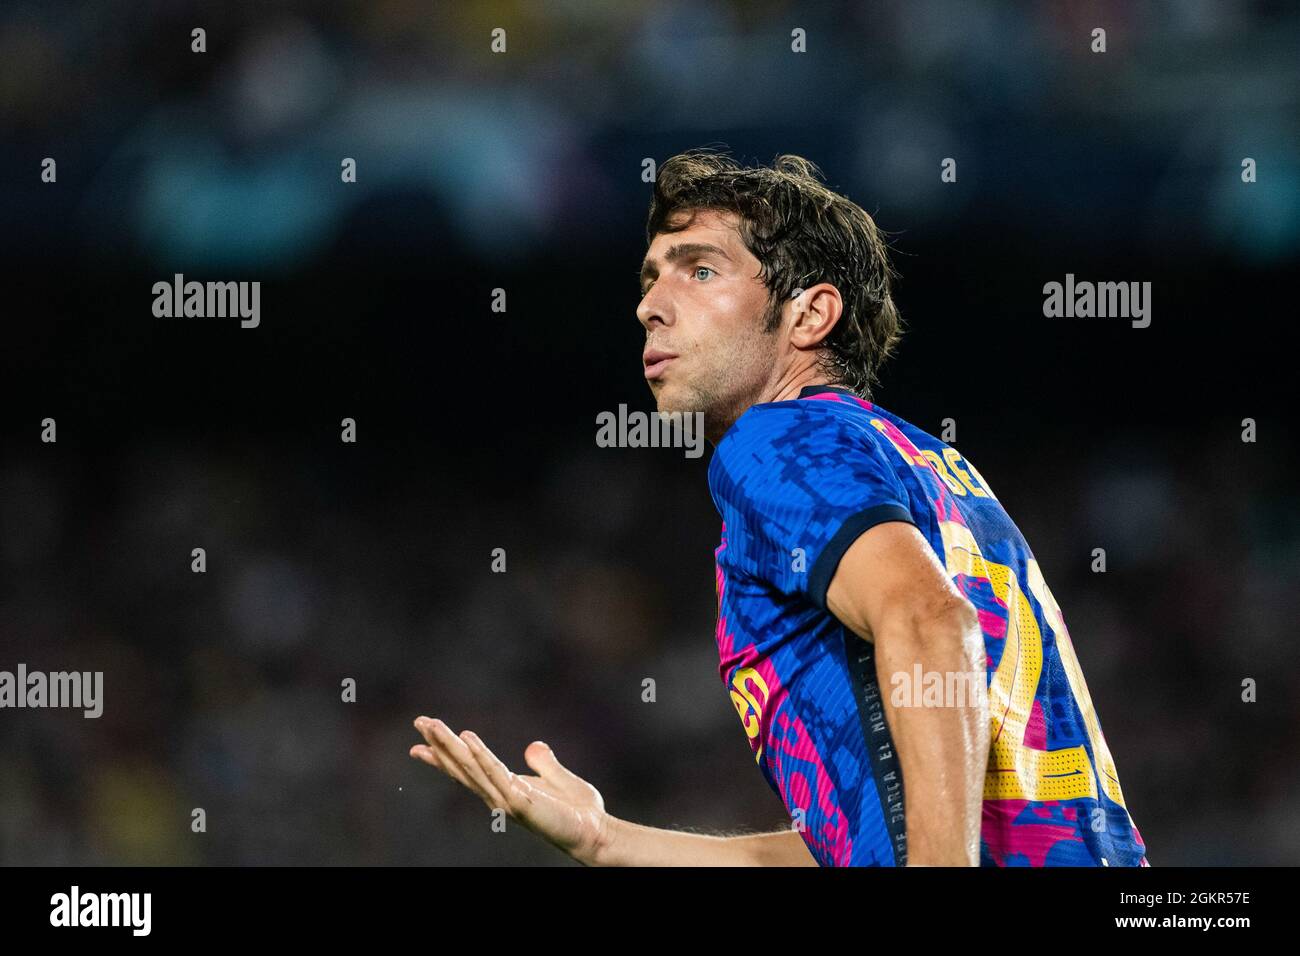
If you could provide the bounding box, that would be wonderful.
[639,242,733,289]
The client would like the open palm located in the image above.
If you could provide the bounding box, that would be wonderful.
[410,716,608,863]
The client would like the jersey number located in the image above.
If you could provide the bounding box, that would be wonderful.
[938,521,1128,807]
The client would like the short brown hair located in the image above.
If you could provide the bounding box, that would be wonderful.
[646,149,903,399]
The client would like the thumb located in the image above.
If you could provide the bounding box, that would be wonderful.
[524,740,581,784]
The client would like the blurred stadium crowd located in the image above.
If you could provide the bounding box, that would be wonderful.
[3,0,1297,267]
[1,426,1297,864]
[1,0,1298,865]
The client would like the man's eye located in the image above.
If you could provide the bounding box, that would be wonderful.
[693,266,715,281]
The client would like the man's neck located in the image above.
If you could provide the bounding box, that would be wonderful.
[705,370,838,446]
[763,368,834,405]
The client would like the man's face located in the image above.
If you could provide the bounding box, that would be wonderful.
[637,208,782,437]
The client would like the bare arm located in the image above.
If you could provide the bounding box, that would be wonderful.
[592,818,818,866]
[826,521,988,866]
[409,717,818,866]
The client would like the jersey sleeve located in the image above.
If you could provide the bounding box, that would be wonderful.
[709,402,918,610]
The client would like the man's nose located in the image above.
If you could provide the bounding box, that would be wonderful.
[637,286,672,331]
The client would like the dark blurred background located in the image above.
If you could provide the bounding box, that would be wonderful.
[1,0,1297,865]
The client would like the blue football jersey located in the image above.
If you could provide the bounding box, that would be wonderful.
[708,384,1148,867]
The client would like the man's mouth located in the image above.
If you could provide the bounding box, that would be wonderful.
[643,349,677,380]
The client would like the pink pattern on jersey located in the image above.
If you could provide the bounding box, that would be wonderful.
[1025,698,1048,750]
[801,393,873,408]
[714,522,853,865]
[983,800,1085,866]
[769,705,853,864]
[977,607,1008,639]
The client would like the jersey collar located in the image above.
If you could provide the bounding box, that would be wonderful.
[798,385,859,399]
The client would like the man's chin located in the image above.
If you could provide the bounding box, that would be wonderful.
[649,381,694,416]
[650,379,730,445]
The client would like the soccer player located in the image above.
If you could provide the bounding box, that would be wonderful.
[410,150,1149,867]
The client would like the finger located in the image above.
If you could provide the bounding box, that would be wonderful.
[462,731,529,812]
[415,719,509,812]
[413,716,440,747]
[413,722,484,797]
[409,744,442,767]
[411,742,476,793]
[429,722,509,810]
[452,731,513,811]
[523,740,581,786]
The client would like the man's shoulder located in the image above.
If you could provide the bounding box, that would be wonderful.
[708,395,911,512]
[716,394,888,463]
